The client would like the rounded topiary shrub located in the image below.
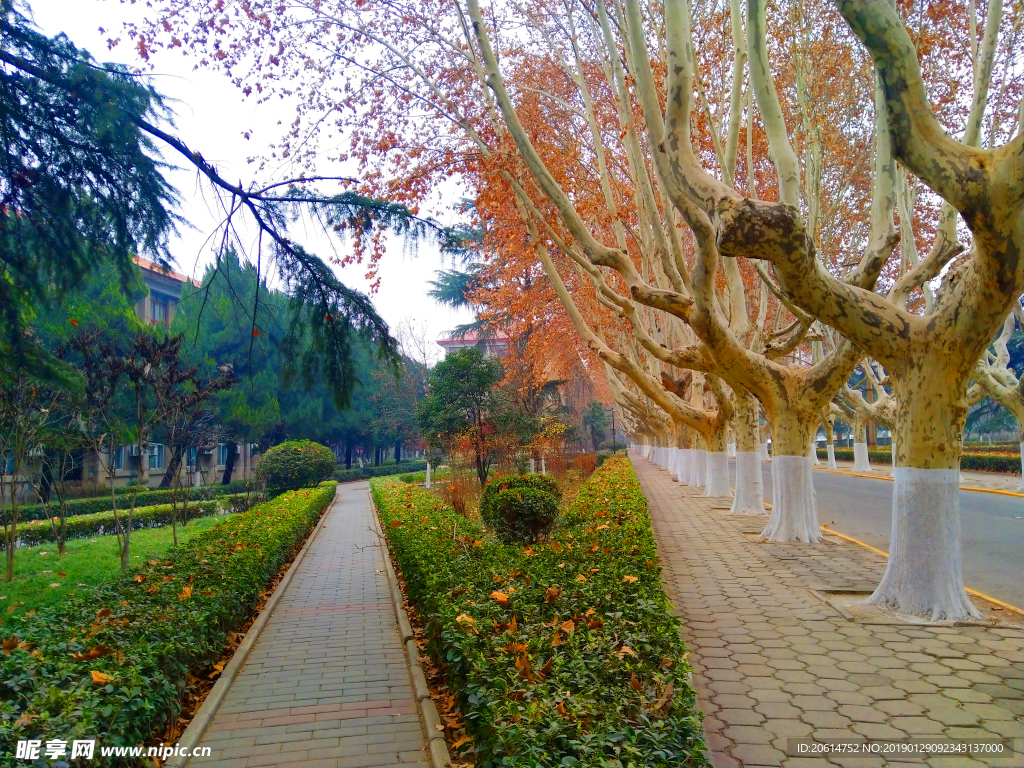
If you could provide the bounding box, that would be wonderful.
[488,487,559,544]
[479,473,561,523]
[255,440,336,491]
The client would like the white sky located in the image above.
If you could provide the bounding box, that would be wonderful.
[29,0,474,365]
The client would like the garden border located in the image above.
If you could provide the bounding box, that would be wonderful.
[370,489,453,768]
[163,486,340,768]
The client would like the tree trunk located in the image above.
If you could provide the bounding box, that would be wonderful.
[866,366,979,620]
[675,426,692,484]
[704,425,731,498]
[689,436,707,490]
[730,391,766,514]
[823,418,838,469]
[221,442,238,485]
[1018,441,1023,493]
[760,409,821,543]
[345,443,352,470]
[395,441,402,463]
[374,447,381,467]
[159,445,185,489]
[853,422,871,472]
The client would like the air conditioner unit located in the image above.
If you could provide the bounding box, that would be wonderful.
[127,445,140,457]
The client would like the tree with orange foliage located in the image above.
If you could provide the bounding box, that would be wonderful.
[139,0,1022,620]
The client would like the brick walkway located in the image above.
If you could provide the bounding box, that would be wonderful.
[631,453,1023,768]
[189,481,429,768]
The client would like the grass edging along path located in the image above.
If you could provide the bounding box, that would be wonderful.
[14,495,254,547]
[372,456,710,768]
[0,482,337,766]
[1,516,229,619]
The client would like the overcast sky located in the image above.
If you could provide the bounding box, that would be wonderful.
[29,0,474,364]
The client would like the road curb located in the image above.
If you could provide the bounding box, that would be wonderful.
[165,486,340,768]
[815,467,1023,497]
[370,489,452,768]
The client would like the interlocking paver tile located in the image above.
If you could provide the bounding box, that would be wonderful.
[186,482,429,768]
[630,453,1024,767]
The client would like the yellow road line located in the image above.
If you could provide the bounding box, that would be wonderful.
[821,526,1024,615]
[816,468,1023,498]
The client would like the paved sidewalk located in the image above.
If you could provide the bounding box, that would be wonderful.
[631,453,1023,768]
[816,460,1022,494]
[189,481,429,768]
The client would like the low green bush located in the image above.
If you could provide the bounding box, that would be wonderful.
[255,440,335,490]
[488,487,559,544]
[963,441,1022,453]
[0,482,337,765]
[372,458,708,767]
[17,485,242,523]
[596,448,625,466]
[479,473,560,522]
[818,448,1021,474]
[960,453,1021,474]
[333,460,427,483]
[13,494,256,547]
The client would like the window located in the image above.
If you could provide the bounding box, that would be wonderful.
[150,296,167,326]
[149,443,165,470]
[2,452,13,475]
[217,443,229,466]
[186,447,197,469]
[112,447,124,471]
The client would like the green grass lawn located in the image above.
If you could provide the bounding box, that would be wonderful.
[0,515,231,618]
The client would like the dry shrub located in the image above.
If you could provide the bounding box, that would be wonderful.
[545,454,569,480]
[572,452,598,477]
[440,477,469,516]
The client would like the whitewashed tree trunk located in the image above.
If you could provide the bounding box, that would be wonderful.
[690,449,707,489]
[541,457,546,475]
[705,452,731,497]
[853,443,871,472]
[728,442,736,458]
[530,457,536,474]
[760,414,822,542]
[826,443,837,469]
[759,441,770,461]
[677,448,692,483]
[730,452,766,514]
[730,391,763,512]
[1018,443,1023,492]
[761,456,821,542]
[866,468,980,620]
[425,461,432,489]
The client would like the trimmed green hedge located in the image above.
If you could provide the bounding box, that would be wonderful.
[0,482,337,766]
[372,458,708,767]
[479,473,561,523]
[818,448,1021,474]
[18,483,254,523]
[964,441,1022,453]
[255,440,335,491]
[333,460,427,483]
[14,494,256,547]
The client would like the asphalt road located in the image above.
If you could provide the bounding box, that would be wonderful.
[748,462,1024,609]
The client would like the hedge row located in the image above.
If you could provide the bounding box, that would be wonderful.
[17,483,253,523]
[817,448,1022,474]
[372,457,708,767]
[14,494,256,547]
[0,482,337,766]
[334,460,427,483]
[963,441,1022,453]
